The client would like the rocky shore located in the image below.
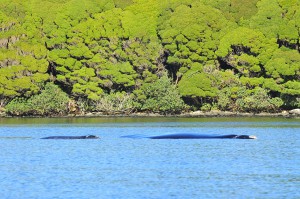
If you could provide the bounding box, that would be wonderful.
[65,109,300,118]
[1,109,300,118]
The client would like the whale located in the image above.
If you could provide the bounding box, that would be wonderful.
[41,135,99,139]
[148,134,257,139]
[122,134,257,139]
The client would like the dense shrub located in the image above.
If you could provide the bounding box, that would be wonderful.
[200,103,212,112]
[5,98,32,116]
[218,87,284,113]
[93,92,136,114]
[29,83,70,115]
[5,83,69,116]
[280,95,300,109]
[137,75,187,114]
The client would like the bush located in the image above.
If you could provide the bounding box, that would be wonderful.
[137,75,186,114]
[217,87,232,111]
[200,103,211,112]
[217,86,284,112]
[280,95,300,109]
[29,83,70,115]
[5,83,70,116]
[235,87,283,112]
[76,98,91,113]
[5,98,32,116]
[93,92,136,114]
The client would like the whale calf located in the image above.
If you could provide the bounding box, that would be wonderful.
[41,135,99,139]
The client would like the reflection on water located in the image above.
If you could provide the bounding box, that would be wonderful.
[0,117,299,199]
[0,136,32,140]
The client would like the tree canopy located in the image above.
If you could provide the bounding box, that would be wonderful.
[1,0,299,115]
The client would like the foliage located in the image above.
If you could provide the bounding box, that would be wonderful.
[29,83,70,115]
[158,1,235,82]
[200,103,212,112]
[217,86,284,112]
[5,83,69,116]
[1,0,299,115]
[5,98,32,116]
[178,64,219,103]
[136,75,186,114]
[93,92,136,114]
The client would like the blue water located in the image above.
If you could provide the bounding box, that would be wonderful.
[0,117,299,199]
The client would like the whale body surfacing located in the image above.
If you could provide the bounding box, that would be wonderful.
[148,134,257,139]
[41,135,99,139]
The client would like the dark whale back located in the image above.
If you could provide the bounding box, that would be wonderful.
[41,135,99,139]
[148,134,256,139]
[235,135,256,139]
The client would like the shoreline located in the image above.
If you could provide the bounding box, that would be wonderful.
[1,109,299,118]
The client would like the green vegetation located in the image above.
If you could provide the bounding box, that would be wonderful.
[0,0,299,116]
[5,83,69,116]
[93,91,136,114]
[136,74,186,114]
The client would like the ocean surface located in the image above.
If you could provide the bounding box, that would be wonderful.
[0,117,299,199]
